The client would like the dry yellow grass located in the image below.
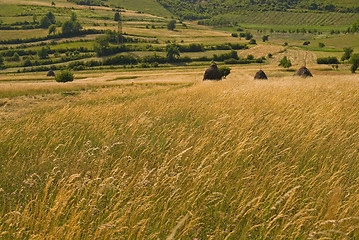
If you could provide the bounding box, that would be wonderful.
[1,69,359,239]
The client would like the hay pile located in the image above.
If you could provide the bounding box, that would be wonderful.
[294,66,313,78]
[203,63,222,81]
[254,70,268,80]
[47,70,55,77]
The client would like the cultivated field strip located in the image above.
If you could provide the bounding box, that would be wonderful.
[230,11,359,26]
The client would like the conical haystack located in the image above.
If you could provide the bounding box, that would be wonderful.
[294,66,313,78]
[254,70,268,80]
[47,70,55,77]
[203,62,222,81]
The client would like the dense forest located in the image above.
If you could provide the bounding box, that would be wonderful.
[156,0,359,20]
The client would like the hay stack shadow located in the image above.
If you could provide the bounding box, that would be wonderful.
[203,62,222,81]
[254,70,268,80]
[294,66,313,78]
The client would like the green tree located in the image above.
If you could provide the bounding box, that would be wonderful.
[279,56,292,69]
[341,47,354,61]
[0,55,4,66]
[40,16,51,28]
[114,12,120,21]
[319,42,325,48]
[71,12,77,22]
[62,13,82,36]
[350,54,359,73]
[166,43,180,62]
[262,35,269,42]
[94,35,110,57]
[38,47,49,59]
[167,20,176,31]
[46,12,56,24]
[48,24,56,35]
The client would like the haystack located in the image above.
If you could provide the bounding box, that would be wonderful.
[294,66,313,78]
[254,70,268,80]
[47,70,55,77]
[203,62,222,80]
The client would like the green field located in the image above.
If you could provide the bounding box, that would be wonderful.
[107,0,172,17]
[216,11,359,27]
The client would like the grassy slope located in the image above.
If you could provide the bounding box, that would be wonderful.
[107,0,172,17]
[1,74,359,239]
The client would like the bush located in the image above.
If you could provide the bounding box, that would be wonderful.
[279,56,292,69]
[142,54,167,64]
[247,54,254,60]
[231,33,238,37]
[350,54,359,73]
[218,66,231,78]
[317,57,339,64]
[103,55,138,65]
[55,70,74,82]
[167,20,176,30]
[213,50,239,62]
[178,43,204,52]
[249,39,257,45]
[224,58,240,64]
[342,47,354,61]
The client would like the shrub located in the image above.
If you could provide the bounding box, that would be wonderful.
[224,58,240,64]
[55,70,74,82]
[279,56,292,69]
[317,57,339,64]
[342,47,354,61]
[23,59,33,67]
[350,54,359,73]
[231,33,238,37]
[218,66,231,78]
[167,20,176,30]
[249,39,257,45]
[103,55,138,65]
[318,42,325,48]
[247,54,254,60]
[213,50,239,62]
[178,43,204,52]
[142,54,167,64]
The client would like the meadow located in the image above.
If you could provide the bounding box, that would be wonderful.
[1,0,359,239]
[1,67,359,239]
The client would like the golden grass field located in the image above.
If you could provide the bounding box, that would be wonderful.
[1,66,359,239]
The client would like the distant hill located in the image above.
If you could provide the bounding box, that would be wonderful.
[155,0,359,20]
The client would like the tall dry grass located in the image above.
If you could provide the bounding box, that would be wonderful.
[1,75,359,239]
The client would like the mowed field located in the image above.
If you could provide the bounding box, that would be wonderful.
[1,67,359,239]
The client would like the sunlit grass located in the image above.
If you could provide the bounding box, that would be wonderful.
[1,75,359,239]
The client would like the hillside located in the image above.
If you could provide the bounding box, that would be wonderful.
[156,0,359,20]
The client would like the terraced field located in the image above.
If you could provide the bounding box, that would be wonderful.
[221,11,359,27]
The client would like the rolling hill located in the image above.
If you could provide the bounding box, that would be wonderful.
[155,0,359,20]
